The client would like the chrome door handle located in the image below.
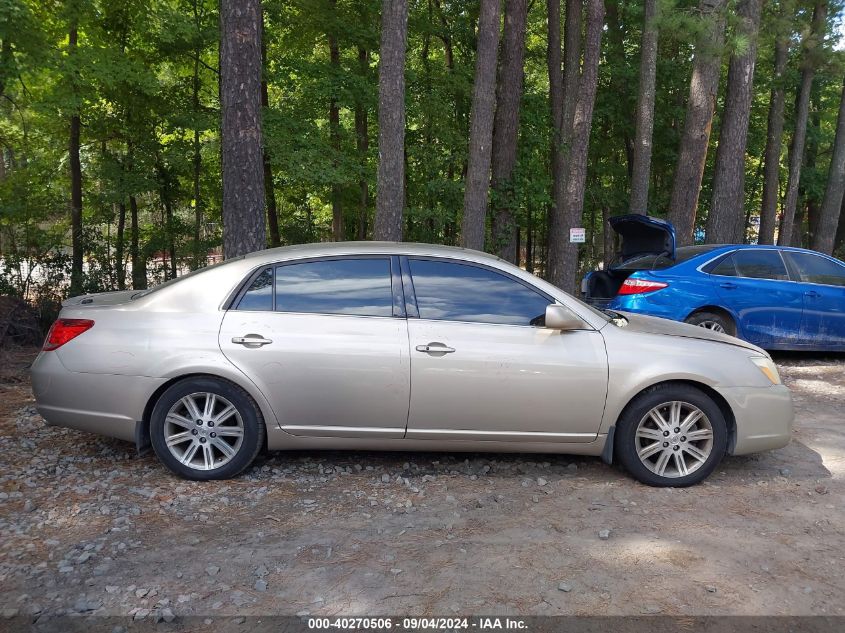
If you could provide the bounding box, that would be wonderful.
[415,343,455,354]
[232,335,273,347]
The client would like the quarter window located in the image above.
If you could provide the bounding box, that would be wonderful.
[408,259,549,326]
[785,252,845,287]
[274,258,394,317]
[731,250,789,281]
[709,255,737,277]
[237,268,273,311]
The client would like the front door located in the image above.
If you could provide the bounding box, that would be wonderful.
[403,258,608,442]
[219,257,411,438]
[783,251,845,348]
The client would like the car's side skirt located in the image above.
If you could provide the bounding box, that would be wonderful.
[265,429,608,456]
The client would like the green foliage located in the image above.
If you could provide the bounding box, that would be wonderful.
[1,0,844,300]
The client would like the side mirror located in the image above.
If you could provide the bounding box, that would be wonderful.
[544,304,583,330]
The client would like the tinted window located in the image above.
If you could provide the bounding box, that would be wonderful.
[408,259,549,326]
[237,268,273,310]
[621,245,721,271]
[275,258,393,317]
[709,255,737,277]
[732,250,788,280]
[786,252,845,287]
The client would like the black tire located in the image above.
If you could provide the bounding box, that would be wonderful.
[684,310,736,337]
[150,376,265,480]
[615,383,728,487]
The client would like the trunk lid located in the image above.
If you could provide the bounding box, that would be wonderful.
[608,214,676,268]
[61,290,142,308]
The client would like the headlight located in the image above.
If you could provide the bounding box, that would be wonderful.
[750,356,781,385]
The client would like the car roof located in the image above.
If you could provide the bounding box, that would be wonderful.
[691,244,842,258]
[240,241,508,265]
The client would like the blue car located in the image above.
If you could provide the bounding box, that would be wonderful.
[582,214,845,351]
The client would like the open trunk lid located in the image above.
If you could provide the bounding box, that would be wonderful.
[608,214,675,268]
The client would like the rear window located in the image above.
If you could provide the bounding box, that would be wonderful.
[617,245,720,271]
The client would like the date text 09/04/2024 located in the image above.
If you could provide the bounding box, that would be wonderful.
[306,617,528,630]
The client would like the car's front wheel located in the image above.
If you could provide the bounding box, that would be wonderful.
[150,377,265,480]
[615,384,727,487]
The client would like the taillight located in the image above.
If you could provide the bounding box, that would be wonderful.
[617,278,669,295]
[43,319,95,351]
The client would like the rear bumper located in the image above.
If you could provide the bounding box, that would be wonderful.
[31,351,165,443]
[720,384,794,455]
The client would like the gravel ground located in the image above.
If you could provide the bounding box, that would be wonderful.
[0,347,844,621]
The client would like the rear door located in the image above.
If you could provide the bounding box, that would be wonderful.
[783,251,845,348]
[403,257,608,442]
[710,249,804,348]
[219,256,411,438]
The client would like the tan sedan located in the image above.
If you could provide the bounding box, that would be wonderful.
[31,242,793,486]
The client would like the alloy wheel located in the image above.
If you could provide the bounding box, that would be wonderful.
[634,401,714,478]
[697,320,726,333]
[164,392,245,471]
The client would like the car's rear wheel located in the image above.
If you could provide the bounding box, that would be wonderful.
[615,384,727,487]
[684,310,736,336]
[150,377,265,480]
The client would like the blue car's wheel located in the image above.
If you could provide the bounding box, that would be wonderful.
[685,310,736,337]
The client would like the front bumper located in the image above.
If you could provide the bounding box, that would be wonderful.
[720,384,794,455]
[31,351,166,443]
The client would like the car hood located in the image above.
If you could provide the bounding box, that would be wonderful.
[62,290,142,307]
[609,214,676,262]
[614,311,766,355]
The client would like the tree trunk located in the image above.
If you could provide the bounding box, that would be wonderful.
[813,77,845,254]
[560,0,582,147]
[220,0,266,258]
[355,46,369,240]
[667,0,726,246]
[329,2,344,241]
[778,0,826,246]
[490,0,528,262]
[116,202,126,290]
[605,0,633,177]
[758,7,790,245]
[460,0,501,250]
[834,194,845,254]
[68,21,84,297]
[261,25,281,248]
[629,0,659,215]
[547,0,605,293]
[192,0,206,266]
[547,0,563,273]
[705,0,762,244]
[547,0,582,281]
[130,195,146,290]
[803,105,821,246]
[374,0,409,241]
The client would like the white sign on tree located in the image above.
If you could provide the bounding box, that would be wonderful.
[569,228,586,243]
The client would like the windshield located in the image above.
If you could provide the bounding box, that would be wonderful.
[614,245,722,271]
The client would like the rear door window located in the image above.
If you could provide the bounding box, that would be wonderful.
[785,252,845,287]
[732,250,789,281]
[274,258,394,317]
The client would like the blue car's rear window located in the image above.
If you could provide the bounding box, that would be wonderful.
[617,245,721,271]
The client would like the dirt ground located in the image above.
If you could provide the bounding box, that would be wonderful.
[0,346,843,620]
